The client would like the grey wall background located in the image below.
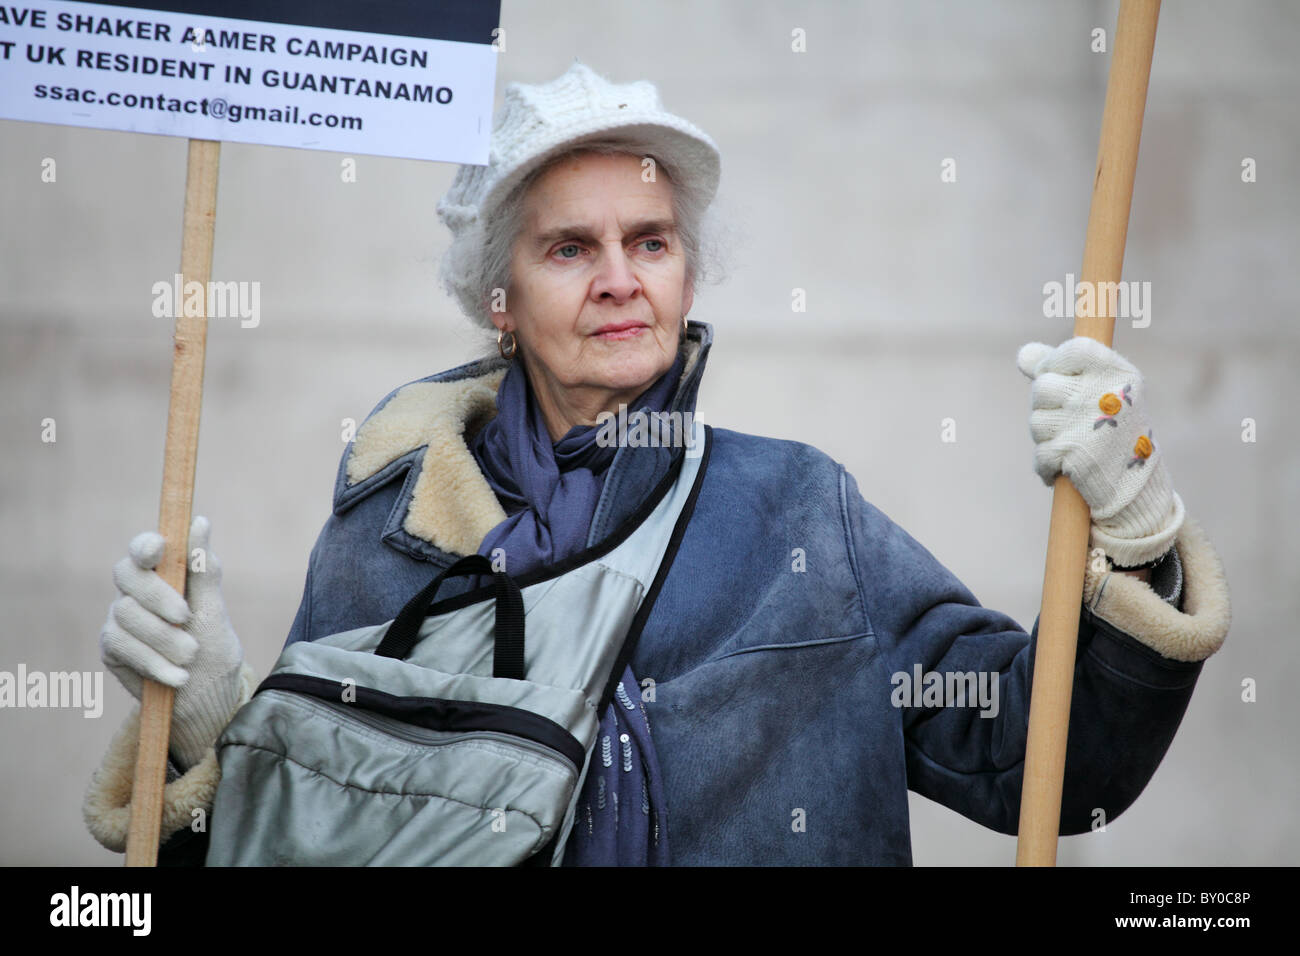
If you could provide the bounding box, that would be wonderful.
[2,0,1296,865]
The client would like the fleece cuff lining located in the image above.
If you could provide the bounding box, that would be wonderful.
[83,661,260,853]
[1081,514,1231,663]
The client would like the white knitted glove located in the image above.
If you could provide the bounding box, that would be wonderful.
[1017,336,1185,568]
[99,515,245,770]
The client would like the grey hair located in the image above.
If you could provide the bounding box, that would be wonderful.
[461,137,726,335]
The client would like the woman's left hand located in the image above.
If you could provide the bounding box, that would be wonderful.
[1016,335,1185,568]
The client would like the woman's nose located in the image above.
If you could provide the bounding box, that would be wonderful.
[590,246,641,302]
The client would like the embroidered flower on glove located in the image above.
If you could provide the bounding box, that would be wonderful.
[1016,336,1185,568]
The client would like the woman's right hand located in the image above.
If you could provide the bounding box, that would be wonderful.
[99,515,246,770]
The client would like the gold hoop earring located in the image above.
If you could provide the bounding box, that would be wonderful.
[681,314,689,336]
[497,328,517,361]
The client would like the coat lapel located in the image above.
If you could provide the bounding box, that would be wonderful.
[334,363,508,563]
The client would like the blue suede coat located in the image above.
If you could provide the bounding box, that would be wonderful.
[164,320,1204,865]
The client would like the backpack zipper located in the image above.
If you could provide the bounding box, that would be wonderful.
[270,689,581,777]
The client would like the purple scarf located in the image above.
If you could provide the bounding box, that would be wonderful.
[468,346,685,866]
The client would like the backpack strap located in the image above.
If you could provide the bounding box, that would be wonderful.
[376,553,526,679]
[594,424,712,713]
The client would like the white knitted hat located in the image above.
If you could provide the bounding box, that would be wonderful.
[436,59,722,327]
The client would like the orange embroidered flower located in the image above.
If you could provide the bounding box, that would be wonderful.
[1099,392,1122,415]
[1133,434,1152,458]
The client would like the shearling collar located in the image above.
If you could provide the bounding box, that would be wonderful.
[333,321,712,564]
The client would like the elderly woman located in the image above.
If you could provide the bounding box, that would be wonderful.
[87,61,1231,866]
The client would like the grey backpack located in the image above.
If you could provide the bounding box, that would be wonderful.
[205,420,710,866]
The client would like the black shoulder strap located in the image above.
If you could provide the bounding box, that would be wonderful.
[595,425,713,714]
[376,553,526,680]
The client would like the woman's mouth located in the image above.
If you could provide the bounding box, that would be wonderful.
[592,322,647,340]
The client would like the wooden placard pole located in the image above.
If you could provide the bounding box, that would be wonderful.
[1015,0,1161,866]
[125,138,221,866]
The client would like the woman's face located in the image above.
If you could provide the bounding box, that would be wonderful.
[496,150,693,430]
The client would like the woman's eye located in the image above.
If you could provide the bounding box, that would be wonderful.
[555,243,581,259]
[642,238,665,252]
